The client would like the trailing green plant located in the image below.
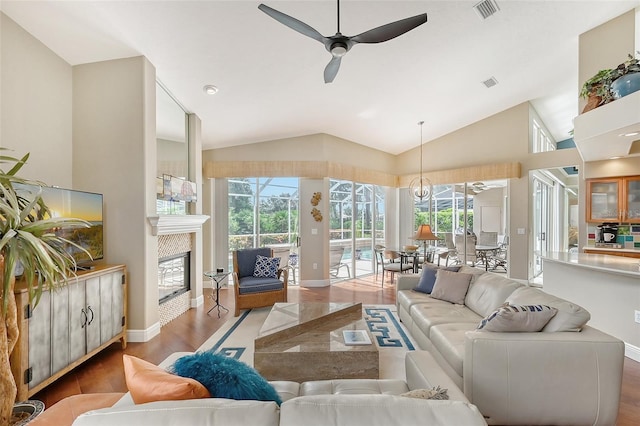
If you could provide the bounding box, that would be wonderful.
[579,68,617,104]
[614,51,640,77]
[580,52,640,107]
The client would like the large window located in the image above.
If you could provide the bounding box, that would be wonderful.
[228,177,299,251]
[532,119,556,153]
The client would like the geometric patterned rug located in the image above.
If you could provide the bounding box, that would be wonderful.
[197,304,416,380]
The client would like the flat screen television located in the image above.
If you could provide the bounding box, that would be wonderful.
[16,184,104,266]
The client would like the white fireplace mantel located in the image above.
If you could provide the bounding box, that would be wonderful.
[148,214,209,236]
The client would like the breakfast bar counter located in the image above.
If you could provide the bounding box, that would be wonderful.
[541,252,640,360]
[543,251,640,277]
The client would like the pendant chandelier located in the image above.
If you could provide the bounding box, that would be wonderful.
[409,120,432,203]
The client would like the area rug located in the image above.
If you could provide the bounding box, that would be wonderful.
[197,304,416,380]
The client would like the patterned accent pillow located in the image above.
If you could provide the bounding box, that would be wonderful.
[253,255,280,278]
[477,303,558,332]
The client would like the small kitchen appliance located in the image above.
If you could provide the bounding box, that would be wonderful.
[596,223,619,243]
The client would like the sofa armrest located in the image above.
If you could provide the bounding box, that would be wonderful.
[396,275,420,292]
[463,326,624,426]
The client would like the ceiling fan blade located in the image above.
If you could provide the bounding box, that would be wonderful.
[351,13,427,44]
[258,4,326,44]
[324,56,342,83]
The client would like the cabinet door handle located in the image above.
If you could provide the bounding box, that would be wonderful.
[81,308,87,328]
[87,305,95,326]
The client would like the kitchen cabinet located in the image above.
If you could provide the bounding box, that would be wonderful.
[586,176,640,223]
[11,264,127,401]
[583,248,640,259]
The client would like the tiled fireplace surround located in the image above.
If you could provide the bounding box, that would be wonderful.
[158,233,192,326]
[149,215,209,328]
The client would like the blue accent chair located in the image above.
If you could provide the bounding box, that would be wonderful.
[232,248,288,316]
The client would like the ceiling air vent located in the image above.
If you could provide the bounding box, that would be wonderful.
[474,0,500,20]
[482,77,498,88]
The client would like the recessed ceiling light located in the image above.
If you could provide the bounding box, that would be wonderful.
[609,156,622,160]
[203,85,219,95]
[620,131,640,137]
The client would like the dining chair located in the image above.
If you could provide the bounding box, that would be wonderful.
[454,234,477,266]
[487,239,508,272]
[478,231,498,246]
[377,249,413,285]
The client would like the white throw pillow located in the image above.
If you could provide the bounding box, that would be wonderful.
[430,270,473,305]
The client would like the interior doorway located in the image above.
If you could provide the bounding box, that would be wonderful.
[529,167,579,283]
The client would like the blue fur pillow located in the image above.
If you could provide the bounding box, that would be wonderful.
[170,352,282,405]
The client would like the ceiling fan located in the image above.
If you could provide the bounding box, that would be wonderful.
[258,1,428,83]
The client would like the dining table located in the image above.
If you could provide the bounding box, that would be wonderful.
[475,245,500,271]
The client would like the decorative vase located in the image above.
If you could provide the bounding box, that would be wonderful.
[611,72,640,99]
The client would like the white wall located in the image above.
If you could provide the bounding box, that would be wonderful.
[73,56,159,339]
[1,13,73,186]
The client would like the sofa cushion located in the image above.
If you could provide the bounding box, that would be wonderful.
[253,255,280,278]
[477,303,558,332]
[238,276,284,294]
[464,272,523,317]
[170,352,282,405]
[299,379,409,396]
[30,393,125,426]
[457,265,487,280]
[505,286,590,332]
[279,394,487,426]
[415,265,461,294]
[429,323,477,378]
[122,355,210,404]
[73,399,280,426]
[430,270,473,304]
[411,303,482,338]
[398,288,432,312]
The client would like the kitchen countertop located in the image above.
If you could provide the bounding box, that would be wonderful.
[542,251,640,277]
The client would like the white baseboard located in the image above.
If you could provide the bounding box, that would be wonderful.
[300,279,330,287]
[625,342,640,362]
[191,294,204,308]
[127,322,161,343]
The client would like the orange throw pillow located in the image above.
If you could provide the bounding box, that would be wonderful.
[122,355,210,404]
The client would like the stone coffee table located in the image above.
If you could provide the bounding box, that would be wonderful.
[254,302,379,382]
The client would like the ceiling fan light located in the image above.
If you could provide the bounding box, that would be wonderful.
[331,43,347,57]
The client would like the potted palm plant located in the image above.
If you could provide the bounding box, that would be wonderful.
[0,151,90,424]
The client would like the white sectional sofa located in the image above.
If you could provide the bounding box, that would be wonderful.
[396,265,625,426]
[64,351,487,426]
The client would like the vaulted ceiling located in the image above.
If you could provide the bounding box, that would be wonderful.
[2,1,638,154]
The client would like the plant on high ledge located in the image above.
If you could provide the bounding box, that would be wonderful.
[611,52,640,100]
[0,150,90,424]
[579,68,617,112]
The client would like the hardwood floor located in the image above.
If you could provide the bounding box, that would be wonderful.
[32,275,640,424]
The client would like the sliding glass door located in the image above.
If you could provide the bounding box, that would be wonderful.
[329,179,385,281]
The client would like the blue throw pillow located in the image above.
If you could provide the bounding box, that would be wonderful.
[414,265,461,294]
[170,352,282,405]
[253,255,280,278]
